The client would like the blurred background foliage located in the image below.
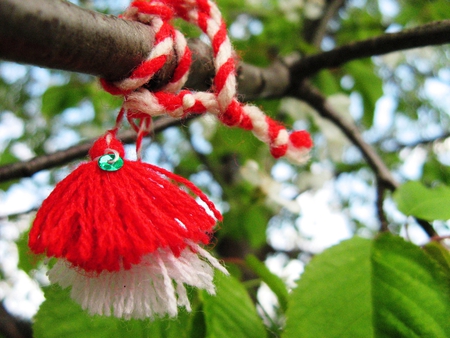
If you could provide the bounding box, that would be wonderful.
[1,0,450,337]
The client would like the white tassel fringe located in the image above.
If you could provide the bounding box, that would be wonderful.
[48,243,228,320]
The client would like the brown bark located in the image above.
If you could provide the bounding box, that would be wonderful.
[2,0,450,99]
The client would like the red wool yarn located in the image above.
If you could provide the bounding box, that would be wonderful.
[29,133,221,273]
[29,132,227,319]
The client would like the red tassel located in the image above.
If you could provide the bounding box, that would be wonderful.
[29,132,222,274]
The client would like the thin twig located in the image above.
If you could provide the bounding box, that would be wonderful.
[294,81,398,190]
[306,0,346,47]
[376,181,389,232]
[382,132,450,152]
[0,116,193,182]
[293,81,437,237]
[290,20,450,82]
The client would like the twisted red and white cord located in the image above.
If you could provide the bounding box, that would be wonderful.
[101,0,313,164]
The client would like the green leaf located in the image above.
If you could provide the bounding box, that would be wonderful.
[422,241,450,279]
[220,189,271,250]
[313,70,340,96]
[396,0,450,25]
[393,181,450,221]
[41,83,89,119]
[345,60,383,127]
[337,7,383,44]
[187,303,207,338]
[245,254,289,312]
[372,234,450,337]
[422,156,450,186]
[242,204,270,248]
[34,286,119,338]
[283,234,450,338]
[34,285,191,338]
[202,273,267,338]
[283,236,373,338]
[16,230,36,274]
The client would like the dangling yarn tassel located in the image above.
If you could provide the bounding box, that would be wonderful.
[29,131,227,319]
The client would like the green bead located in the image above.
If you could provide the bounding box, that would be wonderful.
[98,154,124,171]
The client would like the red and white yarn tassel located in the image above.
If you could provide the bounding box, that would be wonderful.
[29,131,227,319]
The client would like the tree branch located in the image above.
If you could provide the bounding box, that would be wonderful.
[2,0,450,99]
[382,132,450,152]
[0,303,32,338]
[0,116,188,182]
[293,81,437,237]
[0,0,153,82]
[302,0,346,47]
[376,181,389,232]
[290,20,450,82]
[294,81,398,190]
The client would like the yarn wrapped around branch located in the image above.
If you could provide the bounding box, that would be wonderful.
[101,0,313,164]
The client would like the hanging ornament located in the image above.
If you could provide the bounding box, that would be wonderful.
[29,131,226,319]
[29,0,313,320]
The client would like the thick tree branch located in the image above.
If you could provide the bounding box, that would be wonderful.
[0,116,187,182]
[2,0,450,99]
[0,0,153,82]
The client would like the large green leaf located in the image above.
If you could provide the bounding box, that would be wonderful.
[423,241,450,276]
[201,273,267,338]
[34,285,191,338]
[283,236,373,338]
[393,181,450,221]
[372,234,450,337]
[283,234,450,338]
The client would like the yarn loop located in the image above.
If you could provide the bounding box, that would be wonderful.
[101,0,312,164]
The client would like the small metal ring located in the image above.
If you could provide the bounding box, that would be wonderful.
[104,148,120,164]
